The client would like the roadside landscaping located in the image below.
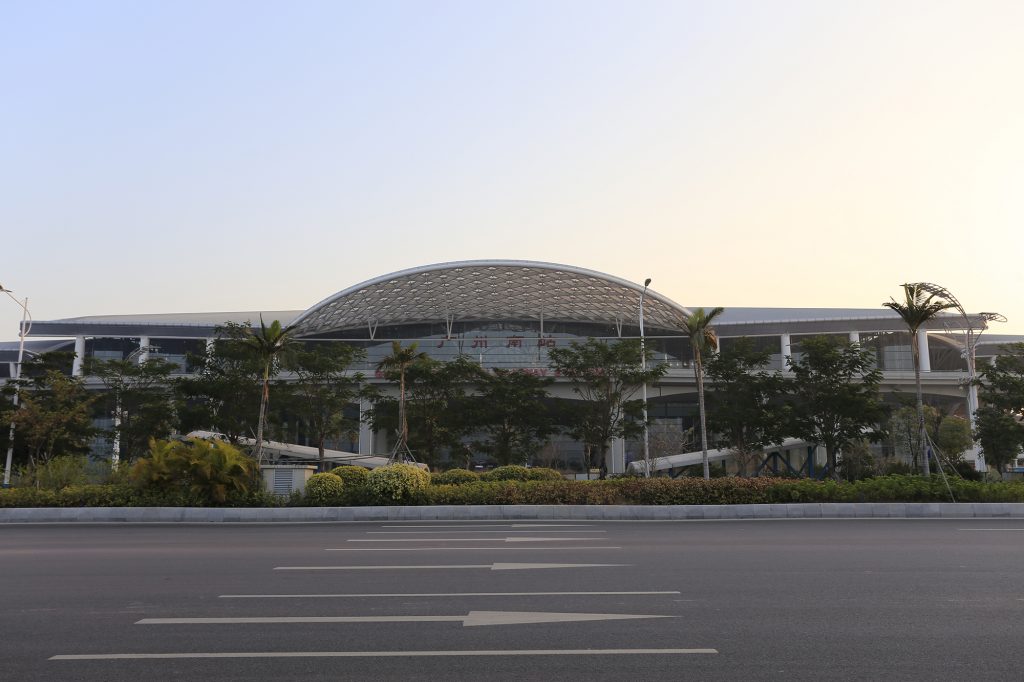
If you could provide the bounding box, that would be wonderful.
[3,464,1024,508]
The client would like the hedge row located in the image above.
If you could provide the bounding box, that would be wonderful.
[4,475,1024,508]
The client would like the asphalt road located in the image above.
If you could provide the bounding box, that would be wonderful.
[2,518,1022,681]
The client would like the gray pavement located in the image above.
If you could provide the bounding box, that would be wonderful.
[2,519,1022,680]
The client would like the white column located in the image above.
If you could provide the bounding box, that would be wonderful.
[967,382,986,472]
[609,437,625,475]
[138,336,150,363]
[358,399,374,456]
[917,329,931,372]
[849,331,860,344]
[72,336,85,376]
[780,334,792,370]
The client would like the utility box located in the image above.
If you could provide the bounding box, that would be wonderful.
[260,465,317,496]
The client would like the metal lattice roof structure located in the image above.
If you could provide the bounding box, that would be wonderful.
[291,260,693,336]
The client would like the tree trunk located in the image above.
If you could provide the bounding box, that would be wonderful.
[318,435,325,473]
[912,338,930,477]
[827,444,839,480]
[695,348,710,480]
[255,363,269,464]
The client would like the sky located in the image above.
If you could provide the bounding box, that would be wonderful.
[2,0,1023,339]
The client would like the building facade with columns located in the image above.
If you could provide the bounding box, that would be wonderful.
[6,260,1017,473]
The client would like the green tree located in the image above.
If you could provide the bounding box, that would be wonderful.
[238,318,294,463]
[374,341,429,457]
[974,406,1022,474]
[281,343,366,471]
[884,284,957,476]
[87,356,177,465]
[705,337,787,477]
[175,323,262,444]
[1,353,97,468]
[974,343,1024,474]
[472,369,556,466]
[681,306,725,479]
[785,336,888,479]
[370,355,483,468]
[549,338,667,477]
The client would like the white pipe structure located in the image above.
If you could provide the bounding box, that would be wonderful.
[639,278,652,478]
[2,285,31,488]
[185,431,426,470]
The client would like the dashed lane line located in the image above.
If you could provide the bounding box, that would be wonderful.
[52,648,718,660]
[323,546,621,551]
[347,537,601,542]
[274,563,628,571]
[220,590,679,598]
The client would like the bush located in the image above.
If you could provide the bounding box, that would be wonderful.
[330,465,370,487]
[365,464,431,503]
[25,455,90,490]
[129,438,256,504]
[305,473,345,505]
[525,467,564,481]
[480,465,532,482]
[431,469,481,485]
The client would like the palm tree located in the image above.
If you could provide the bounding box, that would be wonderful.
[682,307,725,479]
[884,284,956,476]
[376,341,428,457]
[241,317,294,463]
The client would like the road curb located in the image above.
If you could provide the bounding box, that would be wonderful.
[2,502,1024,522]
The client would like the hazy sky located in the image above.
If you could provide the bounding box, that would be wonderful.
[2,0,1023,339]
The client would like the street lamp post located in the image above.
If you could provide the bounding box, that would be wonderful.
[639,278,652,478]
[911,282,1004,474]
[2,284,31,488]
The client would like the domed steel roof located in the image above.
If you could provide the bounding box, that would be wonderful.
[291,260,692,336]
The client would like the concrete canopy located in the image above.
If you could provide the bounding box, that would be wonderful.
[291,260,693,336]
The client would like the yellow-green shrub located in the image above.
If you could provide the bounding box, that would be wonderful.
[366,464,430,503]
[305,472,345,505]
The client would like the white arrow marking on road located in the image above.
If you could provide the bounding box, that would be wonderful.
[136,611,673,627]
[273,563,628,571]
[51,648,718,660]
[220,590,678,598]
[347,537,599,542]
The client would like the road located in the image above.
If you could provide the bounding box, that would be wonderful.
[2,518,1022,680]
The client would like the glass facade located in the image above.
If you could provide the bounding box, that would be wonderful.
[308,320,691,372]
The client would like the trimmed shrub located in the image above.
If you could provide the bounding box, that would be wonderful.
[305,472,345,505]
[525,467,565,481]
[330,465,370,487]
[480,465,532,482]
[431,469,481,485]
[366,464,431,503]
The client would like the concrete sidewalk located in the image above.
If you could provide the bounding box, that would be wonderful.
[3,502,1024,522]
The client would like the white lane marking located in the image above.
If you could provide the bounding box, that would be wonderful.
[52,648,718,660]
[324,547,621,551]
[957,528,1024,531]
[220,590,679,598]
[347,537,599,543]
[367,530,606,534]
[275,563,628,571]
[136,611,673,627]
[381,524,594,528]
